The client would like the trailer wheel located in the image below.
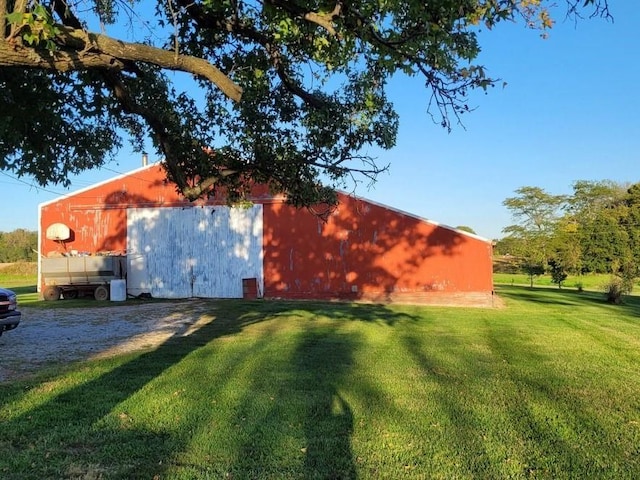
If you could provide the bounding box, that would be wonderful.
[63,289,78,300]
[43,286,61,301]
[94,285,109,301]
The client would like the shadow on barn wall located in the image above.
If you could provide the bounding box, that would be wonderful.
[39,169,492,303]
[96,178,172,255]
[262,194,490,303]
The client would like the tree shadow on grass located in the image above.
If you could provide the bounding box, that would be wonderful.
[497,285,640,315]
[482,321,640,478]
[296,329,357,479]
[206,326,360,479]
[400,332,508,478]
[399,310,640,478]
[5,284,36,296]
[277,300,422,326]
[0,300,411,479]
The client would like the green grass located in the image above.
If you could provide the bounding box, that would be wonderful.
[493,272,620,291]
[0,263,170,308]
[2,283,640,479]
[0,262,39,304]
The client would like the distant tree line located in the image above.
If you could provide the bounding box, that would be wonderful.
[0,229,37,262]
[496,181,640,300]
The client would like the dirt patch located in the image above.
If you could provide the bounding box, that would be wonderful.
[0,299,216,383]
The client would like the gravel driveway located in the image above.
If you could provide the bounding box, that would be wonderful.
[0,299,215,383]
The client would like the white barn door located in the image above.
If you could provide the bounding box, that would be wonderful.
[126,206,263,299]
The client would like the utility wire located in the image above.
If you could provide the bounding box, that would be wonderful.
[0,171,68,197]
[0,161,158,202]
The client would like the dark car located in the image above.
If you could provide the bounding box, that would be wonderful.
[0,287,21,336]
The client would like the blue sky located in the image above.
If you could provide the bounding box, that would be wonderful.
[2,3,638,240]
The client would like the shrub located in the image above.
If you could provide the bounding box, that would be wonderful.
[548,259,567,289]
[602,276,633,304]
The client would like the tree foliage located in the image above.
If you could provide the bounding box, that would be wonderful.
[0,229,37,262]
[548,259,567,289]
[502,186,566,284]
[501,180,640,297]
[456,225,476,234]
[503,186,566,235]
[0,0,611,207]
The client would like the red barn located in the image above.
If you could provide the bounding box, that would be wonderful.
[38,164,494,305]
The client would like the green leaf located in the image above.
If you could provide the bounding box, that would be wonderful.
[23,33,37,45]
[5,12,24,25]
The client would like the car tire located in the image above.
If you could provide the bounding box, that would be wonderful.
[94,285,109,301]
[43,286,61,301]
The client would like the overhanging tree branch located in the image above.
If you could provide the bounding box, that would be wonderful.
[56,27,243,102]
[0,0,613,211]
[2,0,244,103]
[0,40,128,69]
[175,0,328,109]
[0,0,7,34]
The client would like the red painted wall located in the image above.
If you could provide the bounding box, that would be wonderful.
[263,194,493,302]
[40,165,184,257]
[40,164,493,302]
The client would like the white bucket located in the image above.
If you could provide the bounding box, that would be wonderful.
[110,279,127,302]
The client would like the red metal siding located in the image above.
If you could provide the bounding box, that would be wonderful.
[40,164,493,303]
[263,193,493,302]
[40,165,184,257]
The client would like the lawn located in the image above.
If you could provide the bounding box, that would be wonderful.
[2,275,640,478]
[493,272,617,291]
[0,262,40,305]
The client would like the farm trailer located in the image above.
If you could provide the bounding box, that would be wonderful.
[41,256,127,301]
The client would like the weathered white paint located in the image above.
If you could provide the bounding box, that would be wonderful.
[126,206,264,299]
